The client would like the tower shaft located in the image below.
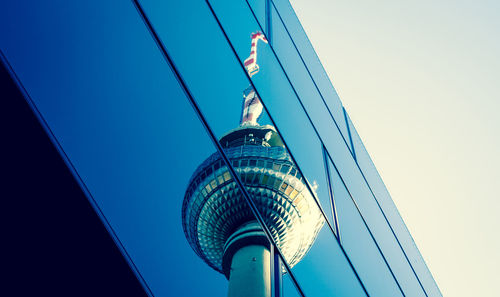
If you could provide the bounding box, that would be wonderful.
[227,245,271,297]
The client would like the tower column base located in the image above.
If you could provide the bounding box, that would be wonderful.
[223,221,271,297]
[227,244,271,297]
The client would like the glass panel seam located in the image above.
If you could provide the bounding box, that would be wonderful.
[343,107,357,161]
[322,144,341,241]
[265,0,272,43]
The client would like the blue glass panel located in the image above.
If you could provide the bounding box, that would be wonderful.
[282,272,302,297]
[327,157,404,296]
[0,1,230,296]
[346,112,441,296]
[270,0,350,149]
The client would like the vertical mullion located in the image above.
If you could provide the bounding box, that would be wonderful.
[265,0,272,43]
[343,108,357,161]
[272,246,282,297]
[323,145,341,242]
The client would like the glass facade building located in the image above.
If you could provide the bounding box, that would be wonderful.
[0,1,441,296]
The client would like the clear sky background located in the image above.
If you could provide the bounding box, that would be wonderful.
[289,0,500,296]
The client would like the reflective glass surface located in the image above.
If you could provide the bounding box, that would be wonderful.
[138,0,368,295]
[1,0,441,296]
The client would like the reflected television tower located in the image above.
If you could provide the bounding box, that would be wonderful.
[182,32,324,297]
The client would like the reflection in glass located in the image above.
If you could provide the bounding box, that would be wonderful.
[180,30,324,297]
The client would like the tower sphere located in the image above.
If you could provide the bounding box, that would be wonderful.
[182,125,324,276]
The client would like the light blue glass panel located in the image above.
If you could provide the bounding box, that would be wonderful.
[0,1,229,296]
[269,4,354,162]
[270,0,351,149]
[323,134,429,297]
[290,227,367,297]
[327,157,404,296]
[248,0,267,33]
[346,112,441,296]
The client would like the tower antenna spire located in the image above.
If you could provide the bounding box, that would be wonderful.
[240,32,268,126]
[243,32,268,77]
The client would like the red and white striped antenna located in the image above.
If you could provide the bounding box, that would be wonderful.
[243,32,268,77]
[240,32,268,126]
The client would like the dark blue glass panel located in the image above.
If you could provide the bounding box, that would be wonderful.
[327,157,405,296]
[270,0,351,150]
[346,113,441,296]
[0,1,229,296]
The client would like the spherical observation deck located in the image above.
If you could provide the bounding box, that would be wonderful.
[182,125,324,277]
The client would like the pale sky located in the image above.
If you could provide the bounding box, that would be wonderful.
[289,0,500,296]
